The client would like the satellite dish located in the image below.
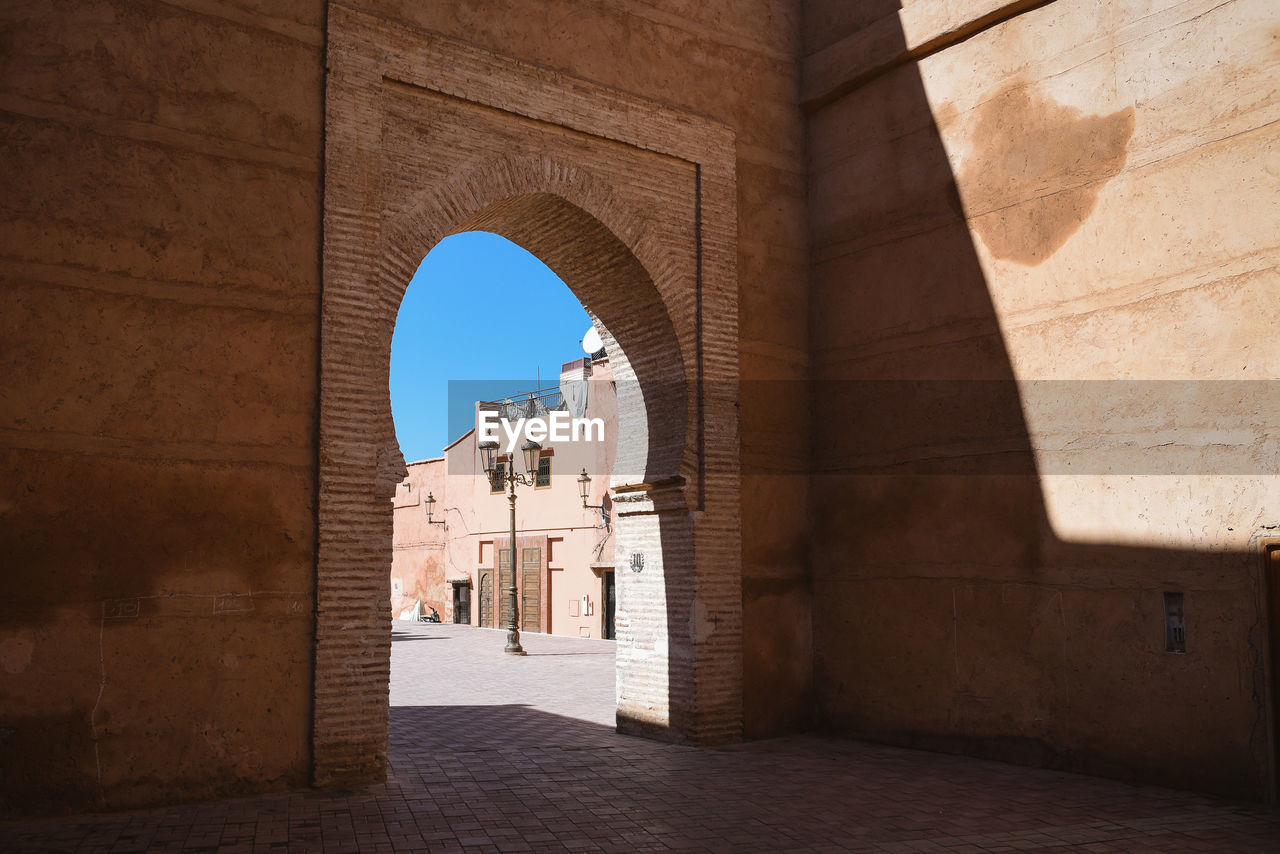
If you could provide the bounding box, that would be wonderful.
[581,326,603,354]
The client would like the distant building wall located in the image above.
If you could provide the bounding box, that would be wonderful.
[392,357,619,638]
[391,458,447,620]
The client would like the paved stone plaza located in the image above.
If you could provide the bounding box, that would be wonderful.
[3,621,1279,852]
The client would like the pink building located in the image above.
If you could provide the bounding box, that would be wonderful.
[392,353,618,639]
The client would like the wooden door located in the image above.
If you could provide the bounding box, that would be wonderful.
[479,571,493,628]
[498,548,512,627]
[522,546,541,633]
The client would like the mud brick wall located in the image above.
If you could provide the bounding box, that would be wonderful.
[804,0,1280,800]
[0,0,326,812]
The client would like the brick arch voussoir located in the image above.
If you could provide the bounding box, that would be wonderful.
[378,155,692,493]
[381,154,654,301]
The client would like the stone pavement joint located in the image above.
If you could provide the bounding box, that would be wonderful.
[3,622,1279,852]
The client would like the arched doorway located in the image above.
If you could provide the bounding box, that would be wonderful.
[317,12,741,787]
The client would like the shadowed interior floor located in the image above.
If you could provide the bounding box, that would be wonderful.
[3,622,1278,852]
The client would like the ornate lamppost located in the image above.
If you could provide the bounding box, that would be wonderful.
[478,437,542,655]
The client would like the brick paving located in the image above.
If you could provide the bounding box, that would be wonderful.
[4,621,1280,852]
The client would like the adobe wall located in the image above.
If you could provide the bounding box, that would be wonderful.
[455,360,619,639]
[391,363,620,636]
[2,0,808,811]
[335,0,812,740]
[0,0,326,812]
[805,0,1280,799]
[391,459,447,619]
[8,0,1271,816]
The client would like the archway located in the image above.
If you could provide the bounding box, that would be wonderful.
[318,13,741,786]
[318,183,707,783]
[318,173,740,786]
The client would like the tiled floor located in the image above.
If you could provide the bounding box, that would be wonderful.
[4,621,1279,852]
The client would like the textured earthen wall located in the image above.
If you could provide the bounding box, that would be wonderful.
[0,0,326,812]
[12,0,1269,816]
[805,0,1280,799]
[2,0,805,811]
[390,459,447,619]
[332,0,812,740]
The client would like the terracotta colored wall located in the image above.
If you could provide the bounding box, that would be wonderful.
[391,459,447,619]
[8,0,1272,816]
[391,358,620,636]
[446,360,619,639]
[0,0,326,813]
[331,0,812,737]
[3,0,806,810]
[804,0,1279,799]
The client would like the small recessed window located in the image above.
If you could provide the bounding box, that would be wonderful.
[489,460,506,494]
[1164,592,1186,654]
[535,454,552,488]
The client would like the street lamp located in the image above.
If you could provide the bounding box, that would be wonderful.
[479,437,542,655]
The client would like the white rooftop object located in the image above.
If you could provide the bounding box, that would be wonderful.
[581,326,603,355]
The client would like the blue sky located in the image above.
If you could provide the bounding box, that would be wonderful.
[390,231,594,462]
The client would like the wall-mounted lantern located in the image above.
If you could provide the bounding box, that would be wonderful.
[424,491,445,525]
[578,468,608,509]
[577,468,610,527]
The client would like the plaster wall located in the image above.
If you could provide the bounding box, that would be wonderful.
[454,363,618,639]
[0,0,325,812]
[3,0,801,810]
[805,0,1280,799]
[390,458,447,620]
[391,357,619,638]
[338,0,813,741]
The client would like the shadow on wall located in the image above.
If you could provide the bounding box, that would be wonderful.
[390,630,448,643]
[0,462,315,815]
[804,1,1275,802]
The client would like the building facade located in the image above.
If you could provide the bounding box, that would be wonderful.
[391,354,618,639]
